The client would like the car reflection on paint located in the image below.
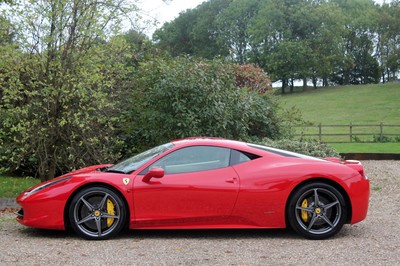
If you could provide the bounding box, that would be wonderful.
[16,138,369,240]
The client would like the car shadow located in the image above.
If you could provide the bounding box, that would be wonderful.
[19,227,76,240]
[119,228,299,240]
[19,227,300,241]
[17,222,364,241]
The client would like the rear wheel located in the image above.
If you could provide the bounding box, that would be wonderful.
[68,186,126,240]
[287,182,347,240]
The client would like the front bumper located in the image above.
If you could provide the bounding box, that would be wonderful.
[16,193,67,230]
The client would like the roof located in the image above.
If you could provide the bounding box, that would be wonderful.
[171,137,249,150]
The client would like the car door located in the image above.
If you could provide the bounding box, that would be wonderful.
[133,146,239,227]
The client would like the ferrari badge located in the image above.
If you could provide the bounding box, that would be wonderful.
[123,178,130,185]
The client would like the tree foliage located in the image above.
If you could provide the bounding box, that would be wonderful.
[125,56,282,150]
[0,0,137,180]
[329,0,380,85]
[216,0,261,64]
[0,17,14,45]
[376,1,400,83]
[0,0,323,180]
[153,0,231,59]
[155,0,400,91]
[234,64,272,93]
[260,139,340,158]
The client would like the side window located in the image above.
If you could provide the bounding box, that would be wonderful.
[150,146,231,174]
[230,149,259,166]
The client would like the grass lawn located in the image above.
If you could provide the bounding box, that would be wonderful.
[0,176,40,198]
[280,83,400,124]
[330,143,400,153]
[280,83,400,153]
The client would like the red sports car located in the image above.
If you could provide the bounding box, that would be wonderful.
[16,138,369,240]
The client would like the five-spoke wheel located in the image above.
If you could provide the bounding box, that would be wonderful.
[69,186,126,240]
[287,182,347,240]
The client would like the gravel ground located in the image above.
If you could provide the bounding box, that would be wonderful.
[1,160,399,265]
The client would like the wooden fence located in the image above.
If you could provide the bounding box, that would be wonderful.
[293,123,400,143]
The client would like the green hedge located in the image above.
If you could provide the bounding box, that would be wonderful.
[258,138,340,158]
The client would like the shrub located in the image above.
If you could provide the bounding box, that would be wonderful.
[372,135,400,143]
[0,40,134,180]
[234,64,272,93]
[258,138,340,158]
[123,56,283,152]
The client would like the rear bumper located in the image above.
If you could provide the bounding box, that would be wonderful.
[349,177,370,224]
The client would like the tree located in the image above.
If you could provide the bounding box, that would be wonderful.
[153,0,231,59]
[250,0,315,92]
[0,0,15,45]
[0,17,14,46]
[190,0,231,58]
[154,0,390,90]
[153,9,198,56]
[0,0,138,180]
[216,0,262,64]
[308,2,346,87]
[376,1,400,82]
[331,0,380,84]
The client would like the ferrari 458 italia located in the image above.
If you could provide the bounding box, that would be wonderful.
[16,138,369,240]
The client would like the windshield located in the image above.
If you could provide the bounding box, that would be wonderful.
[106,143,174,174]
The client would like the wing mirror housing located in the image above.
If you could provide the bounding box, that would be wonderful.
[142,167,165,182]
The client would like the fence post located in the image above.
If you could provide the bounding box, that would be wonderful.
[380,122,383,142]
[318,123,322,141]
[350,122,353,142]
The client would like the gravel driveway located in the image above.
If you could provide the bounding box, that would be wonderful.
[1,160,399,265]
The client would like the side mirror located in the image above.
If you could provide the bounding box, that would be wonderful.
[142,167,164,182]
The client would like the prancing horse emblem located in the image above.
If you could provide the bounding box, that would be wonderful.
[123,178,130,185]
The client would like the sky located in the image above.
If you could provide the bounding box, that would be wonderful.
[136,0,207,36]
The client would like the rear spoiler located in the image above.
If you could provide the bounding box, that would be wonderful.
[324,157,366,179]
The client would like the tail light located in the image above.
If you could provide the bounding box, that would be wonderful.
[343,160,367,179]
[324,158,368,180]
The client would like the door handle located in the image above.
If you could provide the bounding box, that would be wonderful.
[225,177,238,184]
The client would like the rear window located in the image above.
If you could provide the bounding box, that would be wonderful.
[247,143,323,161]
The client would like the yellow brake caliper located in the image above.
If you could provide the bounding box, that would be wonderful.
[106,199,115,227]
[301,199,308,222]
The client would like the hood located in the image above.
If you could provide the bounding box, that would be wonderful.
[59,164,113,178]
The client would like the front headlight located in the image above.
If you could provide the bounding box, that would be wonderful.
[25,176,72,197]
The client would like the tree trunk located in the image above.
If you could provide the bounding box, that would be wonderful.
[323,77,328,87]
[281,79,288,94]
[290,78,294,93]
[43,158,58,182]
[312,76,317,88]
[39,141,59,182]
[344,68,350,85]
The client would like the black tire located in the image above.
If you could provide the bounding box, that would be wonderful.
[287,182,347,240]
[68,186,127,240]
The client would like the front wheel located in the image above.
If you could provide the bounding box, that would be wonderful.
[287,182,347,240]
[68,186,127,240]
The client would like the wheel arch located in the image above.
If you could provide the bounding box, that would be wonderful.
[285,177,352,227]
[63,182,130,230]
